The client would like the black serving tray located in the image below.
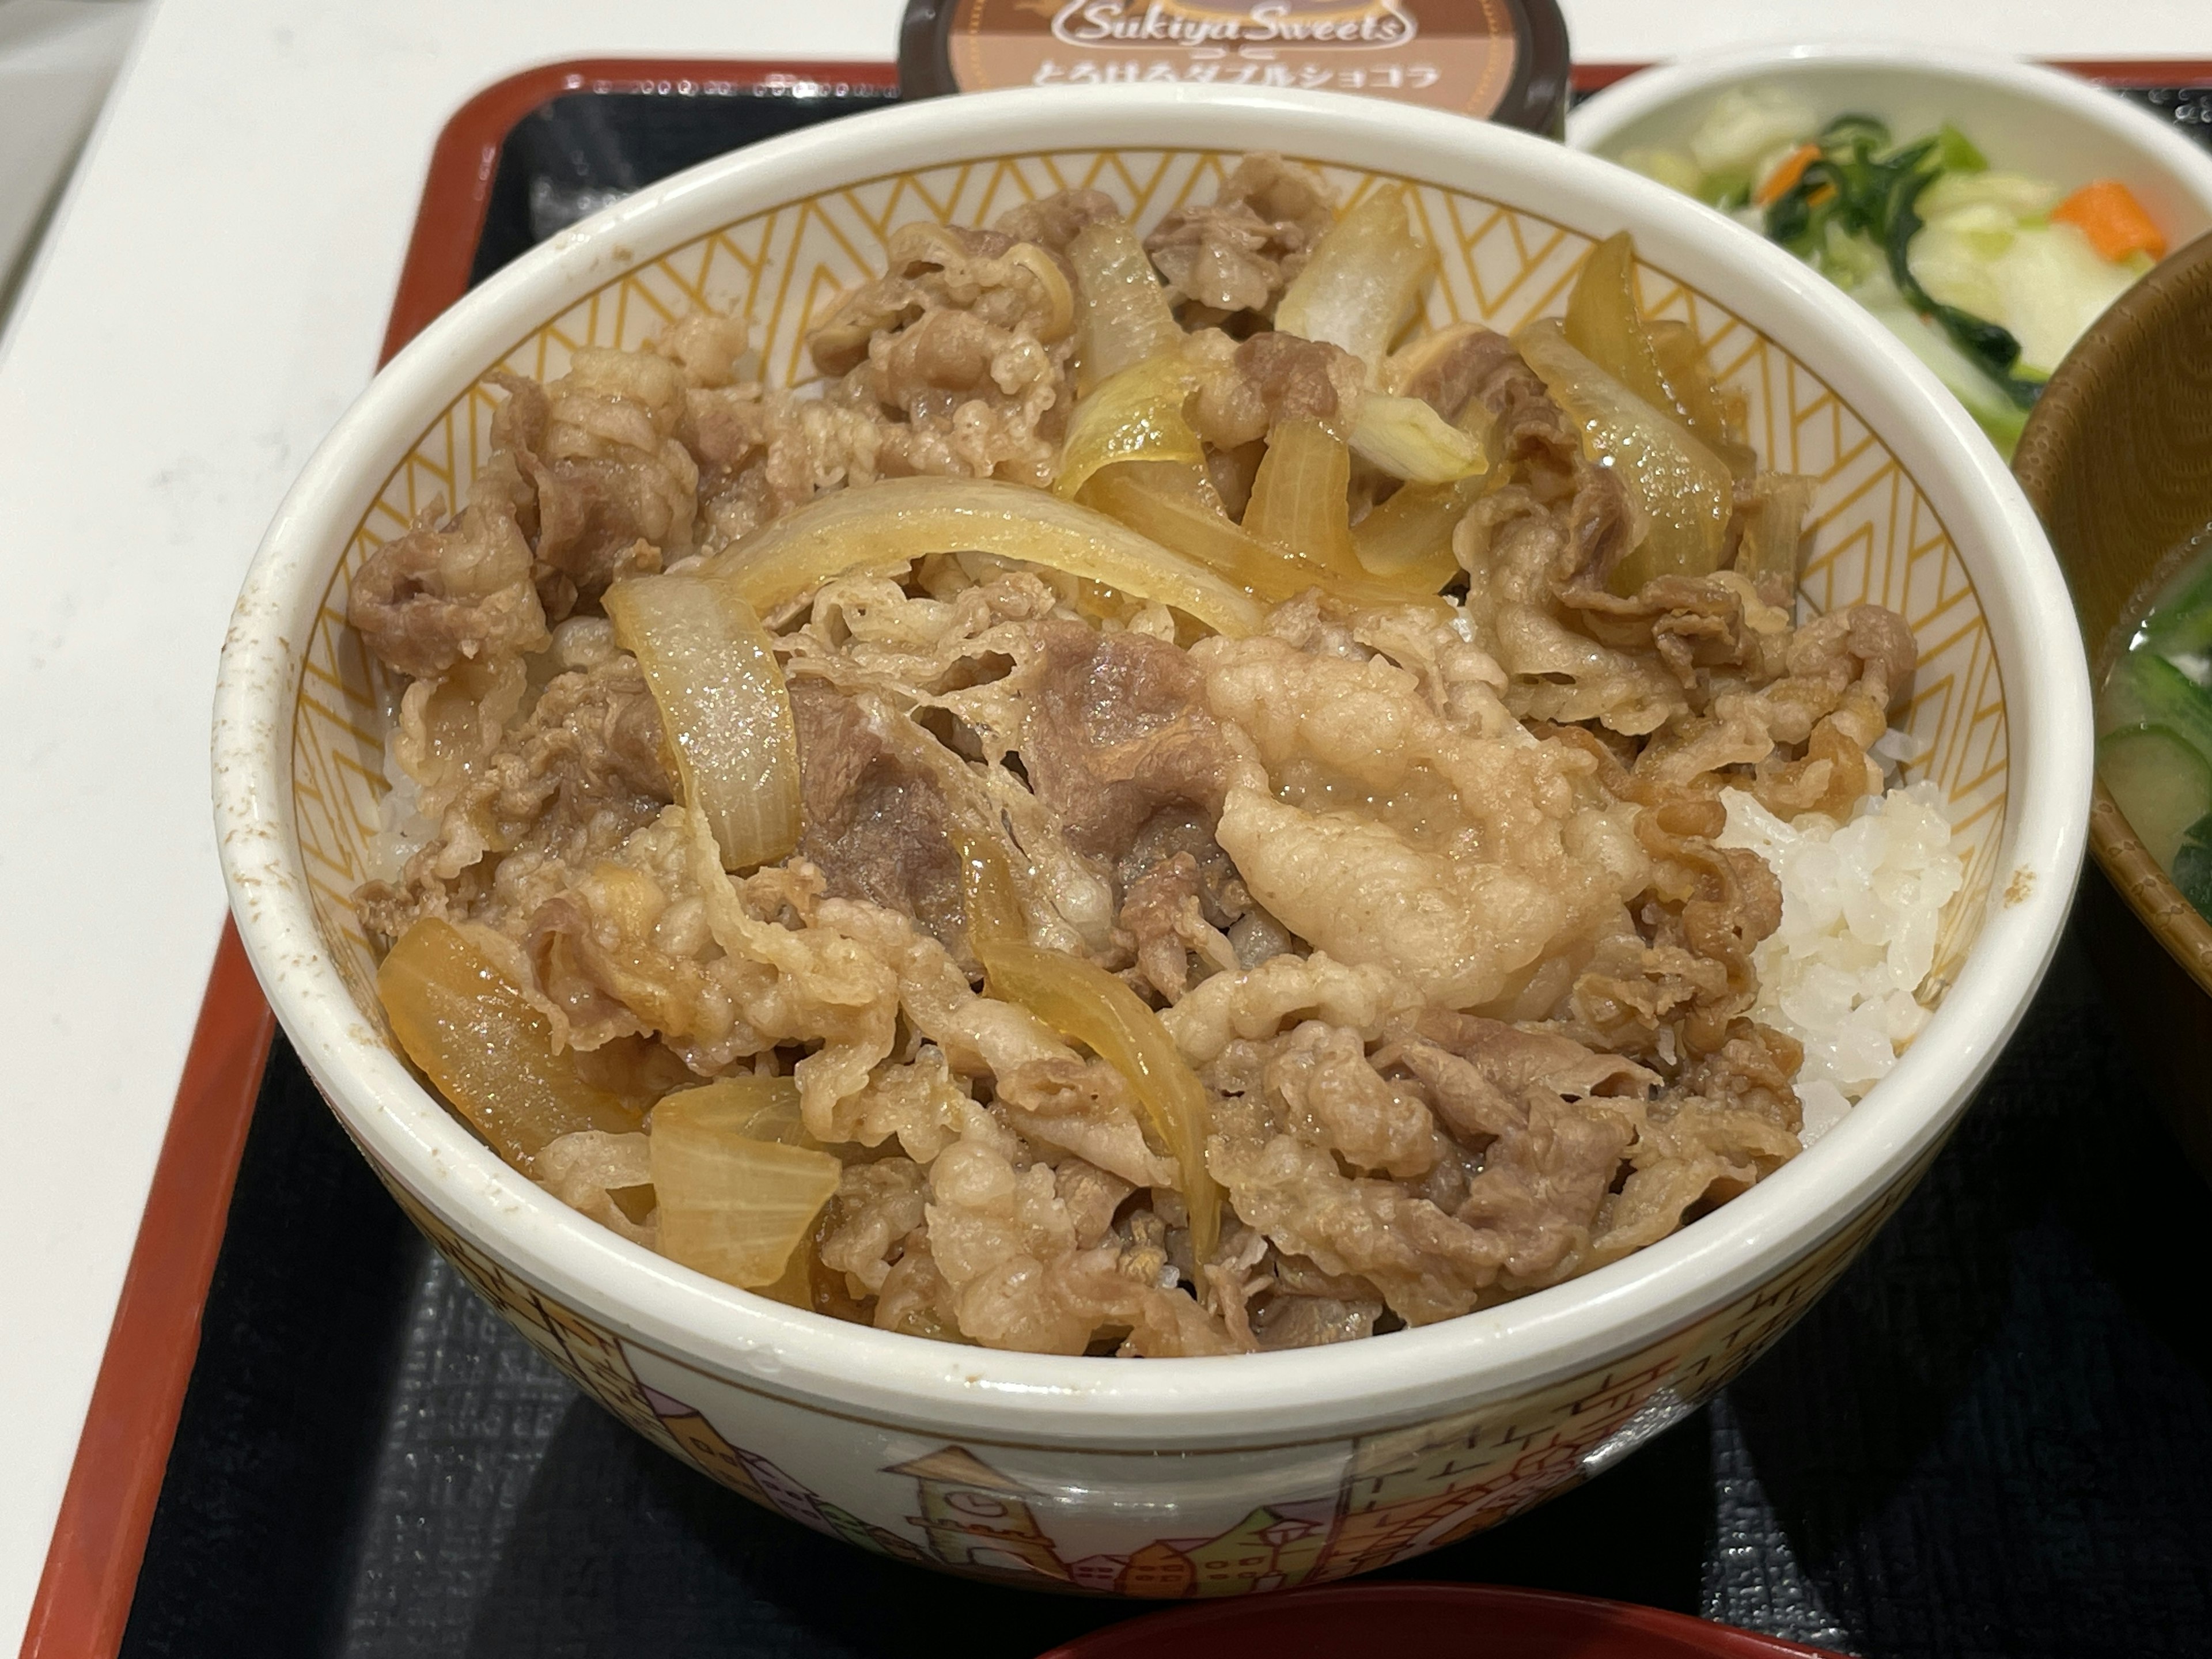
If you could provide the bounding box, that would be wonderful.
[120,76,2212,1659]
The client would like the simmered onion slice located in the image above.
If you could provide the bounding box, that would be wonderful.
[956,828,1224,1262]
[1243,416,1364,579]
[603,571,800,873]
[1568,232,1757,479]
[1084,461,1447,611]
[1352,472,1491,593]
[1069,218,1184,395]
[704,474,1264,637]
[650,1075,841,1291]
[1514,317,1733,594]
[1348,393,1487,485]
[1563,230,1677,415]
[1054,354,1206,502]
[378,917,642,1173]
[1276,181,1437,378]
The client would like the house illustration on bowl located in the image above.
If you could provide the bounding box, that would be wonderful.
[398,1189,1694,1597]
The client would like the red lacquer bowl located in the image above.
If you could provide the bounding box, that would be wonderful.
[1039,1583,1845,1659]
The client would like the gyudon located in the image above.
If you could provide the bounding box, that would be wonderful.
[350,158,1959,1355]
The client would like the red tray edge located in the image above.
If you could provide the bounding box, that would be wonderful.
[15,56,895,1659]
[18,48,2205,1659]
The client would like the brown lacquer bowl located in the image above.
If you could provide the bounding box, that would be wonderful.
[2014,228,2212,1181]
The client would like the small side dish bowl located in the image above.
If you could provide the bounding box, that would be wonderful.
[1570,44,2212,454]
[1569,43,2212,249]
[2013,228,2212,1181]
[213,85,2088,1593]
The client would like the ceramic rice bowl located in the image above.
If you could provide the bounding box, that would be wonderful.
[213,85,2088,1597]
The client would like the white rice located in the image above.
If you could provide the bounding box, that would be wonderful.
[368,719,433,886]
[1715,780,1961,1142]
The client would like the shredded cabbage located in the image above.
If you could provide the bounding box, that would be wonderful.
[1688,85,1817,177]
[1616,94,2165,455]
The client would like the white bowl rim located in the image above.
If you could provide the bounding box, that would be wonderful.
[1566,38,2212,221]
[212,82,2091,1448]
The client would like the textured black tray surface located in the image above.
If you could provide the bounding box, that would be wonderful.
[466,84,897,285]
[124,81,2212,1659]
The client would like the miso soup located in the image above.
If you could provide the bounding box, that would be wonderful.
[2096,521,2212,919]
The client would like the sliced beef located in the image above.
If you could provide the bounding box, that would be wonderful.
[482,363,690,617]
[1187,329,1366,450]
[993,187,1121,253]
[354,654,673,942]
[789,680,966,954]
[1017,622,1237,863]
[1143,153,1333,321]
[347,502,548,681]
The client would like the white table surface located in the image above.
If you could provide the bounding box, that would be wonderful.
[0,3,145,305]
[4,0,2209,1646]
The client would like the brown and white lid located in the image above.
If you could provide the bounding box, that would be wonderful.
[899,0,1570,135]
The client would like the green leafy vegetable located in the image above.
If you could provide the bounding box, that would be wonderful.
[1705,174,1752,212]
[2097,724,2212,869]
[1763,115,2044,410]
[2135,525,2212,659]
[1820,113,1891,153]
[2103,648,2212,760]
[2173,813,2212,919]
[1934,123,1988,174]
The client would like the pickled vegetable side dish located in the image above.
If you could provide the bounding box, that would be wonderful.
[1622,88,2168,456]
[2097,523,2212,921]
[347,158,1959,1357]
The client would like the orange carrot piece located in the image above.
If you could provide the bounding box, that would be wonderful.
[2051,179,2167,262]
[1755,144,1821,207]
